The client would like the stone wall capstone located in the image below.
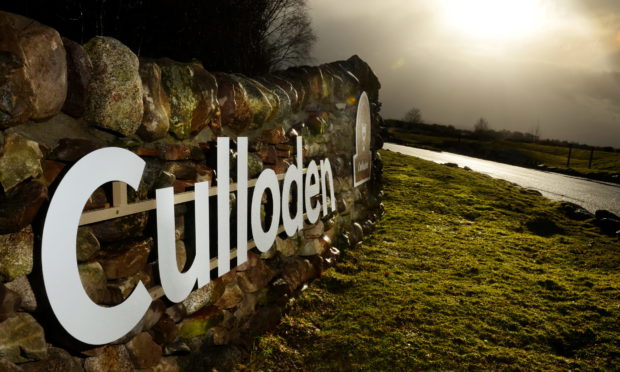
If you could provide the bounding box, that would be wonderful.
[0,10,384,371]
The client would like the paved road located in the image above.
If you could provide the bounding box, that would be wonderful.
[384,143,620,215]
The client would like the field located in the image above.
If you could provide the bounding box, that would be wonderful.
[390,130,620,176]
[239,149,620,371]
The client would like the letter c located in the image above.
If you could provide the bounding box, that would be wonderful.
[42,148,151,345]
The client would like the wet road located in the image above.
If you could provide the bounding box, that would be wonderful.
[384,143,620,215]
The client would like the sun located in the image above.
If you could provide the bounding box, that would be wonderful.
[439,0,546,40]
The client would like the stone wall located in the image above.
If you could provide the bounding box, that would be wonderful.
[0,11,384,371]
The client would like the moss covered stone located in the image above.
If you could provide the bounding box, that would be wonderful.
[0,133,43,191]
[0,225,33,281]
[83,36,143,137]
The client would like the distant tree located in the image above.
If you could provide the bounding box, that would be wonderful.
[259,0,316,71]
[403,107,423,125]
[474,117,489,133]
[3,0,316,74]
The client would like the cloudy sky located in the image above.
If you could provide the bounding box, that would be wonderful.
[308,0,620,147]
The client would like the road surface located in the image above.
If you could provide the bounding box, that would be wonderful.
[384,143,620,215]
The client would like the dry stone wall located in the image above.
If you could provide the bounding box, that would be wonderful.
[0,11,384,371]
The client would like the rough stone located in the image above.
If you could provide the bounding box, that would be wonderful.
[303,220,325,239]
[158,59,220,139]
[163,161,197,180]
[21,347,84,372]
[165,303,187,323]
[0,133,43,191]
[215,284,244,309]
[215,73,252,133]
[255,77,292,122]
[0,283,20,321]
[0,225,33,281]
[247,152,264,178]
[211,326,232,345]
[105,270,153,305]
[0,313,47,363]
[275,235,298,257]
[40,160,65,187]
[177,306,223,339]
[236,259,274,293]
[76,226,100,262]
[142,300,166,331]
[351,222,364,244]
[98,238,153,279]
[125,332,162,369]
[159,144,191,161]
[175,240,187,272]
[595,218,620,236]
[558,202,594,221]
[182,280,225,316]
[299,239,324,256]
[84,345,133,372]
[152,357,180,372]
[50,138,102,162]
[0,358,22,372]
[196,164,215,183]
[595,210,619,221]
[259,127,288,145]
[137,61,170,141]
[152,314,177,345]
[4,114,114,153]
[233,291,259,324]
[263,74,302,112]
[0,11,67,126]
[228,75,275,129]
[78,261,108,304]
[62,37,93,118]
[90,212,148,243]
[0,180,47,234]
[5,276,36,312]
[84,36,143,137]
[84,187,108,211]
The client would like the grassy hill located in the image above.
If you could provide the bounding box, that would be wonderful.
[239,150,620,371]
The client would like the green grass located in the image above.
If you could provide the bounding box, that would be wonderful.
[239,150,620,371]
[392,130,620,175]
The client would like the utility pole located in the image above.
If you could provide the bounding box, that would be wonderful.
[566,144,573,168]
[588,148,594,169]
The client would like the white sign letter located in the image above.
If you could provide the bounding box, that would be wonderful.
[282,136,304,236]
[42,148,151,345]
[304,160,321,223]
[157,182,210,303]
[251,169,281,252]
[237,137,248,265]
[217,137,231,276]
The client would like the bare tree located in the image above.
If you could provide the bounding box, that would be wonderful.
[259,0,316,71]
[474,117,490,133]
[4,0,316,74]
[403,107,422,125]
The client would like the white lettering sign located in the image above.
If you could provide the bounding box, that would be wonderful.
[41,136,336,345]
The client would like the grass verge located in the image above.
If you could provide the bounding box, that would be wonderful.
[238,149,620,371]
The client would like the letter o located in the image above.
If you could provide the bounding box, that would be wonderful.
[251,169,281,252]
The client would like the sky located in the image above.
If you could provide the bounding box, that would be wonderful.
[307,0,620,147]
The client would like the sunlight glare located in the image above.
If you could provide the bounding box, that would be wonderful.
[439,0,547,40]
